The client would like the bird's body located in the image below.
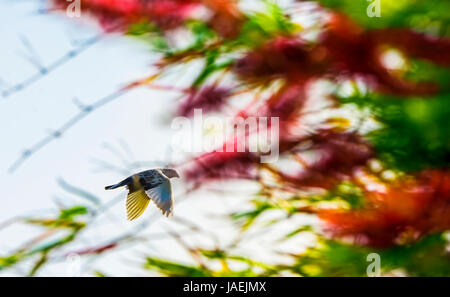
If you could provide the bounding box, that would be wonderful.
[105,168,179,220]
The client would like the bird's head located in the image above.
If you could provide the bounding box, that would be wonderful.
[161,168,180,179]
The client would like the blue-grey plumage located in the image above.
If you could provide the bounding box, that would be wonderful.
[105,168,180,220]
[104,177,132,190]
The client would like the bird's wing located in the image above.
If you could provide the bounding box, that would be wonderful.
[139,170,166,190]
[126,189,150,221]
[145,178,173,217]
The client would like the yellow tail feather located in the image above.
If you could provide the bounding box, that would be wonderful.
[126,190,150,220]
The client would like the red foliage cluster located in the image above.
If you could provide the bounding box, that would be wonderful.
[181,14,450,187]
[319,170,450,247]
[52,0,200,30]
[320,13,442,96]
[281,131,373,189]
[234,13,448,96]
[258,82,308,121]
[51,0,244,35]
[183,127,374,190]
[183,151,260,188]
[202,0,244,38]
[177,85,231,117]
[234,37,326,84]
[371,28,450,67]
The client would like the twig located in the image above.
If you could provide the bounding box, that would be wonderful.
[2,35,101,98]
[8,86,130,173]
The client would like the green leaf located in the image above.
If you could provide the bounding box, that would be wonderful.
[58,206,88,220]
[145,257,212,277]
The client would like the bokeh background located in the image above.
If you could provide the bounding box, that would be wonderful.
[0,0,449,276]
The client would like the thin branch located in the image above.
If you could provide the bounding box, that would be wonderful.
[8,86,130,173]
[166,227,207,269]
[2,35,101,98]
[17,35,45,71]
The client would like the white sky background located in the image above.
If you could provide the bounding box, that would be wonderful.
[0,0,318,276]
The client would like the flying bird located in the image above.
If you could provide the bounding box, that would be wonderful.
[105,168,180,220]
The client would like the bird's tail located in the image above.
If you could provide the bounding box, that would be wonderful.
[105,177,131,190]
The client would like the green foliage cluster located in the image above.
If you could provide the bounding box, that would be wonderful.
[317,0,450,36]
[340,89,450,172]
[0,206,87,276]
[294,233,450,277]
